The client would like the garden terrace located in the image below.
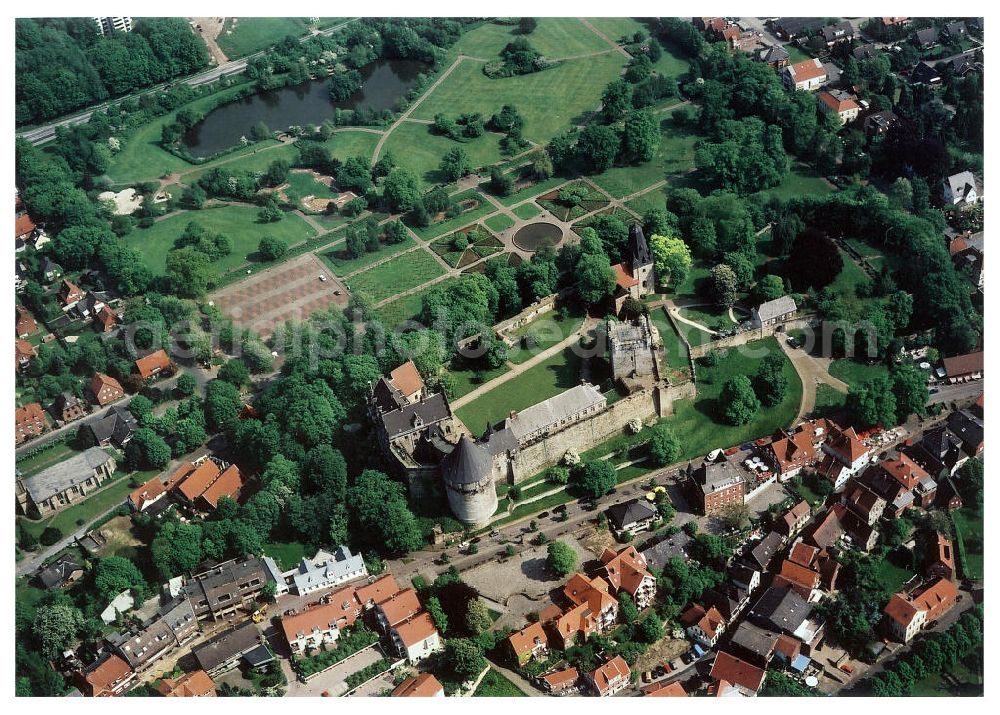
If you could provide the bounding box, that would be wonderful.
[430,224,505,268]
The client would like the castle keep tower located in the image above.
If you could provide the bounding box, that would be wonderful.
[440,435,498,527]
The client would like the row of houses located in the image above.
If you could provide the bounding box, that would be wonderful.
[128,455,245,517]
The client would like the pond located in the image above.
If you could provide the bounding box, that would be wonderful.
[512,221,564,252]
[181,58,426,158]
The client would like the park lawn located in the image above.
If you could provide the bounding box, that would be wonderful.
[183,143,300,185]
[413,52,628,145]
[827,248,874,308]
[755,164,835,202]
[455,344,583,432]
[828,357,889,389]
[667,337,803,460]
[453,18,610,61]
[318,130,382,163]
[128,204,317,275]
[263,540,310,570]
[784,44,814,64]
[446,362,511,400]
[485,213,515,233]
[496,175,569,207]
[589,116,700,198]
[652,42,693,81]
[347,249,446,303]
[506,312,585,364]
[474,668,526,697]
[650,308,690,374]
[284,170,337,201]
[409,189,498,240]
[16,441,81,478]
[512,201,543,219]
[320,236,417,276]
[375,277,457,328]
[107,81,267,185]
[845,237,885,259]
[584,17,647,43]
[813,383,848,416]
[625,189,666,218]
[952,504,983,580]
[17,468,154,541]
[217,17,310,58]
[678,304,736,333]
[671,260,713,301]
[876,549,916,593]
[381,122,504,187]
[788,479,826,507]
[910,656,983,697]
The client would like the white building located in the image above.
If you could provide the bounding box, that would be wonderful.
[782,58,827,91]
[390,613,441,663]
[751,295,797,328]
[94,17,133,35]
[943,171,979,208]
[290,546,367,595]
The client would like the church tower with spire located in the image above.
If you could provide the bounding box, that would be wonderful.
[627,224,655,296]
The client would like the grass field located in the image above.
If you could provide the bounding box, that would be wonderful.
[473,668,526,697]
[755,164,835,201]
[381,122,505,187]
[650,308,690,373]
[876,548,916,593]
[828,358,889,389]
[128,204,317,275]
[183,143,300,186]
[453,18,612,61]
[16,441,80,478]
[496,175,568,207]
[506,312,585,364]
[320,236,417,276]
[813,383,848,415]
[446,362,511,400]
[456,344,583,431]
[784,44,814,64]
[217,17,311,59]
[589,116,700,198]
[667,337,803,459]
[375,277,458,328]
[652,42,693,81]
[512,201,544,219]
[410,189,498,240]
[625,190,666,217]
[485,213,515,233]
[678,305,736,333]
[952,504,983,580]
[347,249,446,302]
[910,655,983,696]
[263,540,310,570]
[285,170,337,200]
[584,17,647,43]
[413,53,628,144]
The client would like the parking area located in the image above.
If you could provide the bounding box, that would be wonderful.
[283,644,386,697]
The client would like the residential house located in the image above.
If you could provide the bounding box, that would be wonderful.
[192,621,264,677]
[942,351,983,383]
[563,573,618,632]
[943,171,980,208]
[946,409,984,458]
[15,401,48,445]
[913,27,939,49]
[820,20,855,46]
[75,653,135,697]
[599,545,657,608]
[681,604,726,647]
[391,673,444,697]
[879,452,938,509]
[173,457,244,512]
[747,531,785,571]
[805,503,879,552]
[86,405,137,448]
[389,612,441,663]
[786,542,840,591]
[782,58,827,91]
[134,349,171,380]
[937,477,964,512]
[605,498,658,537]
[910,424,969,477]
[710,651,766,697]
[280,591,361,654]
[949,232,984,289]
[182,557,280,622]
[925,533,956,581]
[774,559,822,602]
[16,339,36,371]
[40,256,63,282]
[540,667,579,695]
[703,582,752,622]
[818,89,861,124]
[90,372,125,406]
[15,213,37,244]
[16,446,116,516]
[356,573,402,609]
[883,577,958,643]
[107,598,197,673]
[864,109,899,137]
[644,680,687,696]
[749,586,817,644]
[765,423,821,480]
[157,670,217,697]
[757,45,789,69]
[770,18,822,41]
[291,545,368,595]
[16,305,37,338]
[374,588,423,633]
[727,621,779,668]
[775,500,812,537]
[751,295,797,328]
[96,305,118,333]
[52,392,86,423]
[505,622,549,666]
[910,61,942,86]
[688,456,745,515]
[841,481,886,525]
[587,655,630,697]
[100,590,135,625]
[817,420,872,491]
[57,279,86,309]
[36,554,84,588]
[852,43,880,60]
[640,531,691,571]
[944,21,967,39]
[128,477,169,513]
[881,17,911,27]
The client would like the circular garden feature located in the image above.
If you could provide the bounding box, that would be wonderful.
[512,221,563,252]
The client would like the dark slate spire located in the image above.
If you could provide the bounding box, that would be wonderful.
[627,224,651,267]
[441,434,492,485]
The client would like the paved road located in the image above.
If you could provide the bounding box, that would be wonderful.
[17,19,359,145]
[777,336,850,422]
[928,380,983,406]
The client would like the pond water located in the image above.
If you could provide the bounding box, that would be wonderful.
[181,58,426,158]
[513,221,564,251]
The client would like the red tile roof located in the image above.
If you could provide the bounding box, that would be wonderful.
[819,90,859,113]
[600,545,653,598]
[507,621,548,659]
[541,667,579,690]
[81,654,132,696]
[644,680,687,697]
[90,372,124,406]
[280,593,361,648]
[57,279,85,306]
[787,58,826,82]
[16,338,35,363]
[15,402,46,431]
[96,306,118,332]
[590,655,630,694]
[393,612,438,648]
[198,464,243,509]
[376,588,422,628]
[134,349,170,379]
[15,213,36,239]
[943,351,983,377]
[880,453,930,491]
[356,573,401,606]
[391,673,443,697]
[389,360,424,399]
[611,262,639,290]
[157,670,216,697]
[710,651,766,693]
[16,305,37,336]
[129,477,167,511]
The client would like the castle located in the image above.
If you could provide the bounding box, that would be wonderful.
[611,224,656,314]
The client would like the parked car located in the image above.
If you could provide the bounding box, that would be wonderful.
[642,671,652,683]
[538,511,550,518]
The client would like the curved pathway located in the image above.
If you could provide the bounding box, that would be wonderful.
[777,332,850,423]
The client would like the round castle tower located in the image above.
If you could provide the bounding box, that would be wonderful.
[440,435,498,527]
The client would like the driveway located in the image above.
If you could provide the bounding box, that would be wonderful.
[777,336,849,422]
